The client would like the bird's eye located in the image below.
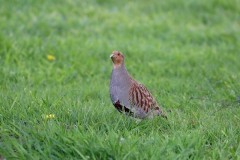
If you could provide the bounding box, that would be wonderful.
[117,53,120,56]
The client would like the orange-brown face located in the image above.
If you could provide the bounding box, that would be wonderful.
[110,51,124,67]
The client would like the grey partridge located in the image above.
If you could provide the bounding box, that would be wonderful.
[109,51,166,119]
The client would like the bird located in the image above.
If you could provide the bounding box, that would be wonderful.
[109,51,166,119]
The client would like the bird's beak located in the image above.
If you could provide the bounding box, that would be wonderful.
[110,54,114,58]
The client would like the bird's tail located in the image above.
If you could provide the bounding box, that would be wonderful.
[160,111,168,119]
[154,106,167,119]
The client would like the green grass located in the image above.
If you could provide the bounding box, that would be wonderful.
[0,0,240,159]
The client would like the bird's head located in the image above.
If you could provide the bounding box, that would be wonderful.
[110,51,124,68]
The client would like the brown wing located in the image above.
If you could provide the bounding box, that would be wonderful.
[129,82,159,113]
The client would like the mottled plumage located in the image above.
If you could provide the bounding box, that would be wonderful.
[109,51,166,119]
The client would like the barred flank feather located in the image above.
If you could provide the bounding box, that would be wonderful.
[129,83,158,113]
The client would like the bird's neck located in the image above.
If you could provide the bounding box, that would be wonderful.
[113,63,128,74]
[113,62,124,69]
[111,63,132,88]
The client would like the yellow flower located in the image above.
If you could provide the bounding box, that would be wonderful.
[43,114,55,119]
[47,54,56,61]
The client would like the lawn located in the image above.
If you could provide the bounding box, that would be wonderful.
[0,0,240,159]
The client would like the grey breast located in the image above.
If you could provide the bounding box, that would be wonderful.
[110,66,132,108]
